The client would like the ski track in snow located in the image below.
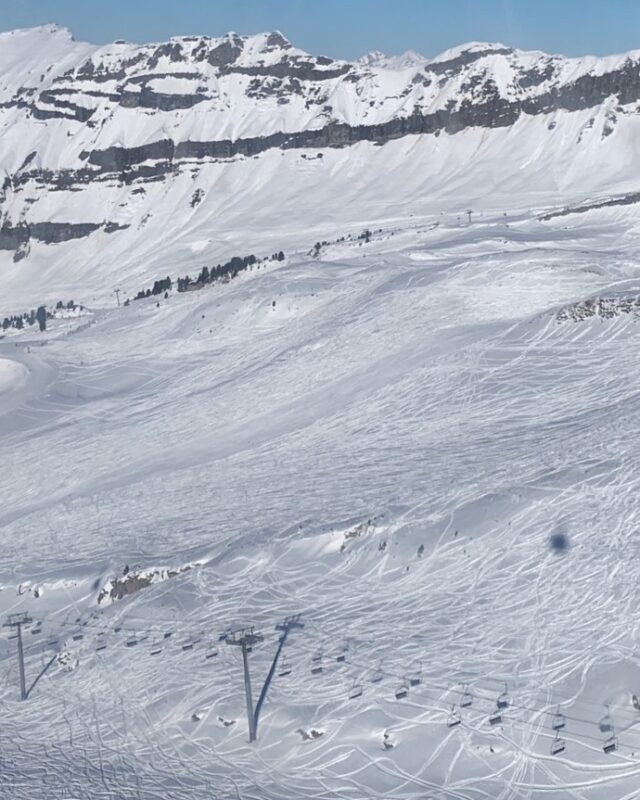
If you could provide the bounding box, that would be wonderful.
[2,210,640,798]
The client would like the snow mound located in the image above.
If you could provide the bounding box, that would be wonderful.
[0,357,28,395]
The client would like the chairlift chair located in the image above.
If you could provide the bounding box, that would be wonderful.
[408,663,422,687]
[278,658,292,677]
[599,707,613,733]
[371,668,383,684]
[205,648,218,660]
[96,643,107,652]
[336,651,347,663]
[603,735,618,754]
[496,684,509,710]
[447,706,462,728]
[460,687,473,708]
[72,633,84,641]
[552,707,566,731]
[633,694,640,711]
[163,631,173,639]
[126,637,138,647]
[311,662,323,675]
[349,680,363,700]
[182,642,194,651]
[489,710,502,726]
[550,734,565,755]
[395,684,408,700]
[150,644,162,655]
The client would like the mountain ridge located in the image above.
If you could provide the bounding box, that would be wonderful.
[3,25,640,311]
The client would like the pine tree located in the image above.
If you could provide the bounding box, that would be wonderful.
[36,306,46,332]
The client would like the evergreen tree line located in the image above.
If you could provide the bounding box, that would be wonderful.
[309,228,384,257]
[2,300,78,333]
[129,251,285,304]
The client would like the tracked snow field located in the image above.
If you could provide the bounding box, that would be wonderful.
[2,209,640,798]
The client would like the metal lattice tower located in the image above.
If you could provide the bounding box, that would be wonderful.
[4,612,33,700]
[225,626,264,742]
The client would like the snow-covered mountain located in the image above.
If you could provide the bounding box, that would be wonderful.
[4,25,640,800]
[3,25,640,309]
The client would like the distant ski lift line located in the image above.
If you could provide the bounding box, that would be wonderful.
[295,632,605,726]
[0,614,626,737]
[24,606,627,730]
[4,610,638,754]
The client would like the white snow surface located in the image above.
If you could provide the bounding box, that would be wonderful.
[3,24,640,800]
[0,357,28,394]
[3,202,640,798]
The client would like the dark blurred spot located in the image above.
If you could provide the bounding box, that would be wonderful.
[550,532,570,553]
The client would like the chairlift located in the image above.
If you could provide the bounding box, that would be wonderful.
[72,633,84,641]
[460,686,473,708]
[408,662,422,687]
[163,631,173,639]
[114,626,122,633]
[371,668,384,684]
[336,650,347,663]
[599,707,613,733]
[446,705,462,728]
[182,642,194,651]
[633,694,640,711]
[96,643,107,652]
[150,645,162,655]
[496,684,510,710]
[552,707,566,731]
[349,680,363,700]
[395,684,408,700]
[550,734,565,755]
[278,658,292,677]
[489,710,502,726]
[603,735,618,754]
[126,637,138,647]
[31,623,42,635]
[311,661,323,675]
[205,648,218,660]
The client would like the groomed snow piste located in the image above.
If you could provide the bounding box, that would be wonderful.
[2,195,640,798]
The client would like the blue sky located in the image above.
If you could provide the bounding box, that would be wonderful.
[1,0,639,59]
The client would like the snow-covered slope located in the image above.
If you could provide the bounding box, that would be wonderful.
[3,205,640,798]
[4,26,640,311]
[4,26,640,800]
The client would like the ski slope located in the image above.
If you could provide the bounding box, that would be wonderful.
[2,202,640,798]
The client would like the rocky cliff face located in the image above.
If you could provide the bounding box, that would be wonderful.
[3,24,640,300]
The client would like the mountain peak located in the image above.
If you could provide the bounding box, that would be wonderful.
[1,23,76,41]
[358,49,427,69]
[430,41,513,63]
